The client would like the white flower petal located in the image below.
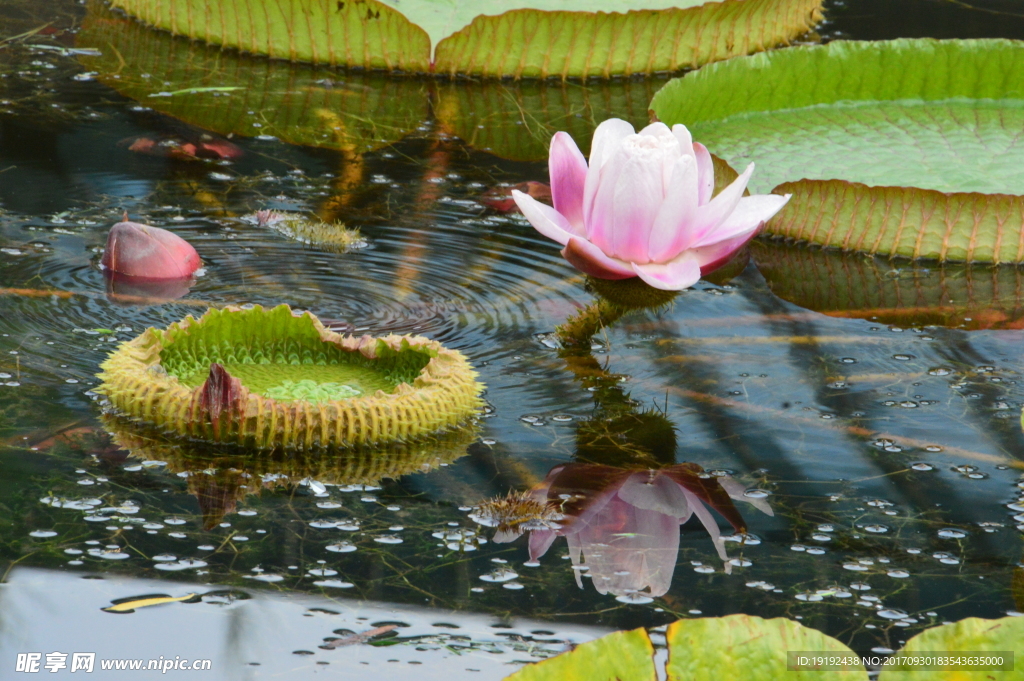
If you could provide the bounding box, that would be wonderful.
[512,190,578,246]
[646,154,699,262]
[692,162,754,242]
[631,250,701,291]
[693,193,791,249]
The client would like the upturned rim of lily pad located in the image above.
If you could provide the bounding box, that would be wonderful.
[97,304,484,449]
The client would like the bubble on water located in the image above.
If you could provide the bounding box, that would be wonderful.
[164,517,186,525]
[326,542,357,553]
[551,414,573,422]
[246,573,285,582]
[154,559,207,571]
[937,528,968,539]
[911,463,935,471]
[811,534,832,542]
[806,547,827,555]
[87,548,130,560]
[795,592,823,602]
[317,502,342,509]
[480,568,519,583]
[723,533,760,545]
[816,524,834,533]
[843,563,869,571]
[887,570,910,578]
[374,535,403,544]
[308,568,337,577]
[309,520,337,529]
[29,530,58,538]
[615,593,654,605]
[502,582,525,590]
[694,565,716,574]
[152,554,177,562]
[728,558,752,567]
[878,609,909,620]
[849,582,871,591]
[893,354,915,361]
[744,489,772,499]
[83,515,111,523]
[314,580,354,589]
[864,525,889,534]
[840,358,857,364]
[791,545,807,552]
[928,367,951,376]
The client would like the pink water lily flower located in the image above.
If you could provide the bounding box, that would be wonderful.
[513,119,791,290]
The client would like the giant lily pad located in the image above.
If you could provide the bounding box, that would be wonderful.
[651,39,1024,262]
[97,304,483,449]
[876,617,1024,680]
[752,240,1024,329]
[505,615,866,680]
[106,0,824,78]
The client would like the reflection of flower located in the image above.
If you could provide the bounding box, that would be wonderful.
[480,463,772,599]
[513,119,790,291]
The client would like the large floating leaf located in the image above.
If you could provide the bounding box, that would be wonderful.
[505,627,656,681]
[506,616,865,681]
[651,39,1024,262]
[107,0,824,78]
[877,617,1024,681]
[752,240,1024,329]
[77,3,654,160]
[665,615,866,680]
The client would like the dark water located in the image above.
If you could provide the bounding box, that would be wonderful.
[1,0,1023,678]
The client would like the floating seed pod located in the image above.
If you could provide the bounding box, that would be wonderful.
[253,210,366,252]
[97,304,484,449]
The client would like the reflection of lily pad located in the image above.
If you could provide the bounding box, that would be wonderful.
[752,241,1024,330]
[651,39,1024,261]
[107,0,824,78]
[77,3,430,155]
[97,304,483,449]
[104,415,476,528]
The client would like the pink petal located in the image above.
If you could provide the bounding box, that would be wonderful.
[512,190,579,245]
[692,162,755,242]
[549,132,588,233]
[683,489,728,561]
[606,153,664,263]
[631,250,701,291]
[528,529,558,561]
[583,119,634,234]
[617,472,692,517]
[693,142,714,206]
[692,193,791,249]
[101,220,200,280]
[561,237,635,280]
[583,143,630,253]
[646,154,699,262]
[718,477,774,516]
[694,231,757,275]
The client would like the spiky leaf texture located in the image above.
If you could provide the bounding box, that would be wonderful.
[105,0,823,78]
[651,39,1024,262]
[97,305,483,449]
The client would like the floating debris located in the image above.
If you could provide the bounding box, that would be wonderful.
[252,210,366,252]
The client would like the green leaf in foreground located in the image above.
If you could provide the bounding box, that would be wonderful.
[107,0,824,78]
[877,617,1024,681]
[651,39,1024,262]
[752,240,1024,330]
[504,627,655,681]
[665,615,867,680]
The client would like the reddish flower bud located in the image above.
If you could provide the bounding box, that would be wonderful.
[100,220,200,280]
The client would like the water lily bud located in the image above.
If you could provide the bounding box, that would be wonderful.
[101,219,200,279]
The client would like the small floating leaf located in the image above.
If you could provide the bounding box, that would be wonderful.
[102,593,198,614]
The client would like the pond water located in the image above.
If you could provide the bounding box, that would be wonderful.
[2,0,1024,679]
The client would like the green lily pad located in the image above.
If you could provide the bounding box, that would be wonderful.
[752,240,1024,330]
[651,39,1024,262]
[877,616,1024,681]
[506,616,866,680]
[666,615,867,680]
[505,627,656,681]
[106,0,824,78]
